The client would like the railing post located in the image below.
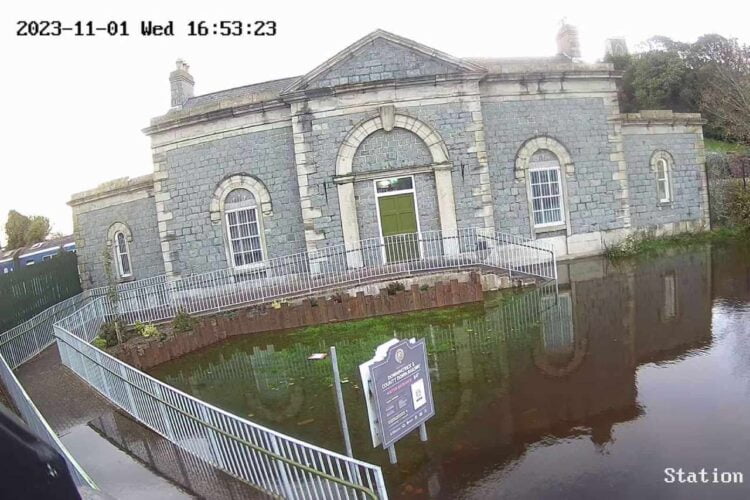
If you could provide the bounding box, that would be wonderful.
[269,434,296,499]
[119,363,141,420]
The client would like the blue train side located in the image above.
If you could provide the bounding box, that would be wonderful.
[0,235,76,275]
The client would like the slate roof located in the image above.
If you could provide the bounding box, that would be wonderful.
[179,56,608,112]
[182,76,299,109]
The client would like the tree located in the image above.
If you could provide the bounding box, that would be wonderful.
[609,33,750,142]
[5,211,30,250]
[26,216,52,245]
[4,210,52,250]
[625,51,692,111]
[699,39,750,145]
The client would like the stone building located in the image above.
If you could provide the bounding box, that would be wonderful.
[70,27,709,289]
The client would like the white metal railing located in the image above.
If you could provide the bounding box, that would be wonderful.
[0,293,88,369]
[0,353,96,490]
[54,298,388,499]
[108,228,556,325]
[0,226,554,499]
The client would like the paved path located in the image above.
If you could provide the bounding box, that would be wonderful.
[16,346,267,500]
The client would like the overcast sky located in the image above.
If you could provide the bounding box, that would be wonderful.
[1,0,748,247]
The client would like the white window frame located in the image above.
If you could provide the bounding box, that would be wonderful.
[114,231,133,279]
[528,159,566,229]
[656,158,671,203]
[224,204,264,270]
[662,272,677,321]
[373,175,423,262]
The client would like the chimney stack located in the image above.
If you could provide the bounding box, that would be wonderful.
[556,22,581,60]
[605,38,629,58]
[169,59,194,107]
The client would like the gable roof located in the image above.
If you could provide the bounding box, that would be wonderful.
[183,76,299,110]
[282,29,486,94]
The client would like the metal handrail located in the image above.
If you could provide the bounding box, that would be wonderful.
[54,322,379,499]
[93,228,556,326]
[0,351,97,490]
[0,226,556,500]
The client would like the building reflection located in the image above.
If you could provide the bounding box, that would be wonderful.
[155,246,717,499]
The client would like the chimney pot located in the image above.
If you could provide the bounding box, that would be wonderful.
[556,23,581,60]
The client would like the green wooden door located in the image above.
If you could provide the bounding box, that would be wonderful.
[378,194,420,263]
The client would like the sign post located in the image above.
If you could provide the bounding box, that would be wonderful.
[329,346,354,458]
[359,338,435,464]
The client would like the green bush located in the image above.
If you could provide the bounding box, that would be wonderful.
[386,281,406,295]
[173,311,197,333]
[99,319,126,347]
[727,185,750,228]
[134,321,160,338]
[91,337,107,349]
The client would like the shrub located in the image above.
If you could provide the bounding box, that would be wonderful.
[386,281,406,295]
[100,319,126,347]
[133,321,159,338]
[727,185,750,228]
[91,337,107,349]
[173,311,197,333]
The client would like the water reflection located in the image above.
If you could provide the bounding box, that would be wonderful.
[153,245,750,499]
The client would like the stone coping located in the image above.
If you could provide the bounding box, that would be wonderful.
[69,174,154,207]
[620,110,705,126]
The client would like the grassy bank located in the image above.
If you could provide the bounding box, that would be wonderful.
[704,138,748,154]
[604,227,750,261]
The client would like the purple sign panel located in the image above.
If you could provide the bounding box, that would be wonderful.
[369,339,434,448]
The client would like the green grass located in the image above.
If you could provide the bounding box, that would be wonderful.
[604,227,750,261]
[704,138,748,154]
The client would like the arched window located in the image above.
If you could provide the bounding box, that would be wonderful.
[656,158,671,203]
[651,151,674,204]
[224,188,264,267]
[528,150,565,228]
[114,231,132,278]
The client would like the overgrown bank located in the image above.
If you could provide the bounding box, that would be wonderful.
[605,226,750,260]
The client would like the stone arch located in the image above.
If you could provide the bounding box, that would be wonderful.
[532,336,588,378]
[649,149,675,172]
[514,136,575,180]
[106,222,132,246]
[209,174,273,224]
[336,113,450,176]
[334,112,458,263]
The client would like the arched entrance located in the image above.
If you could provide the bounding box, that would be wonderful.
[334,109,458,267]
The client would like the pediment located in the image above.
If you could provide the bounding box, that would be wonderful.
[283,30,485,93]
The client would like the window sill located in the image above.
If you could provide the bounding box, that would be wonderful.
[118,275,135,283]
[231,261,267,273]
[657,201,673,208]
[534,224,567,234]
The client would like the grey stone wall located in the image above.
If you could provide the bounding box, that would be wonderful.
[161,126,306,275]
[482,97,622,237]
[623,133,705,228]
[74,196,164,289]
[309,38,461,89]
[352,129,431,172]
[351,128,440,241]
[304,100,486,247]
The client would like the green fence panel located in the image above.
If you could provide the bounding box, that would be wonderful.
[0,252,82,332]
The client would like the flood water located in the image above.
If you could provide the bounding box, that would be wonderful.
[152,244,750,499]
